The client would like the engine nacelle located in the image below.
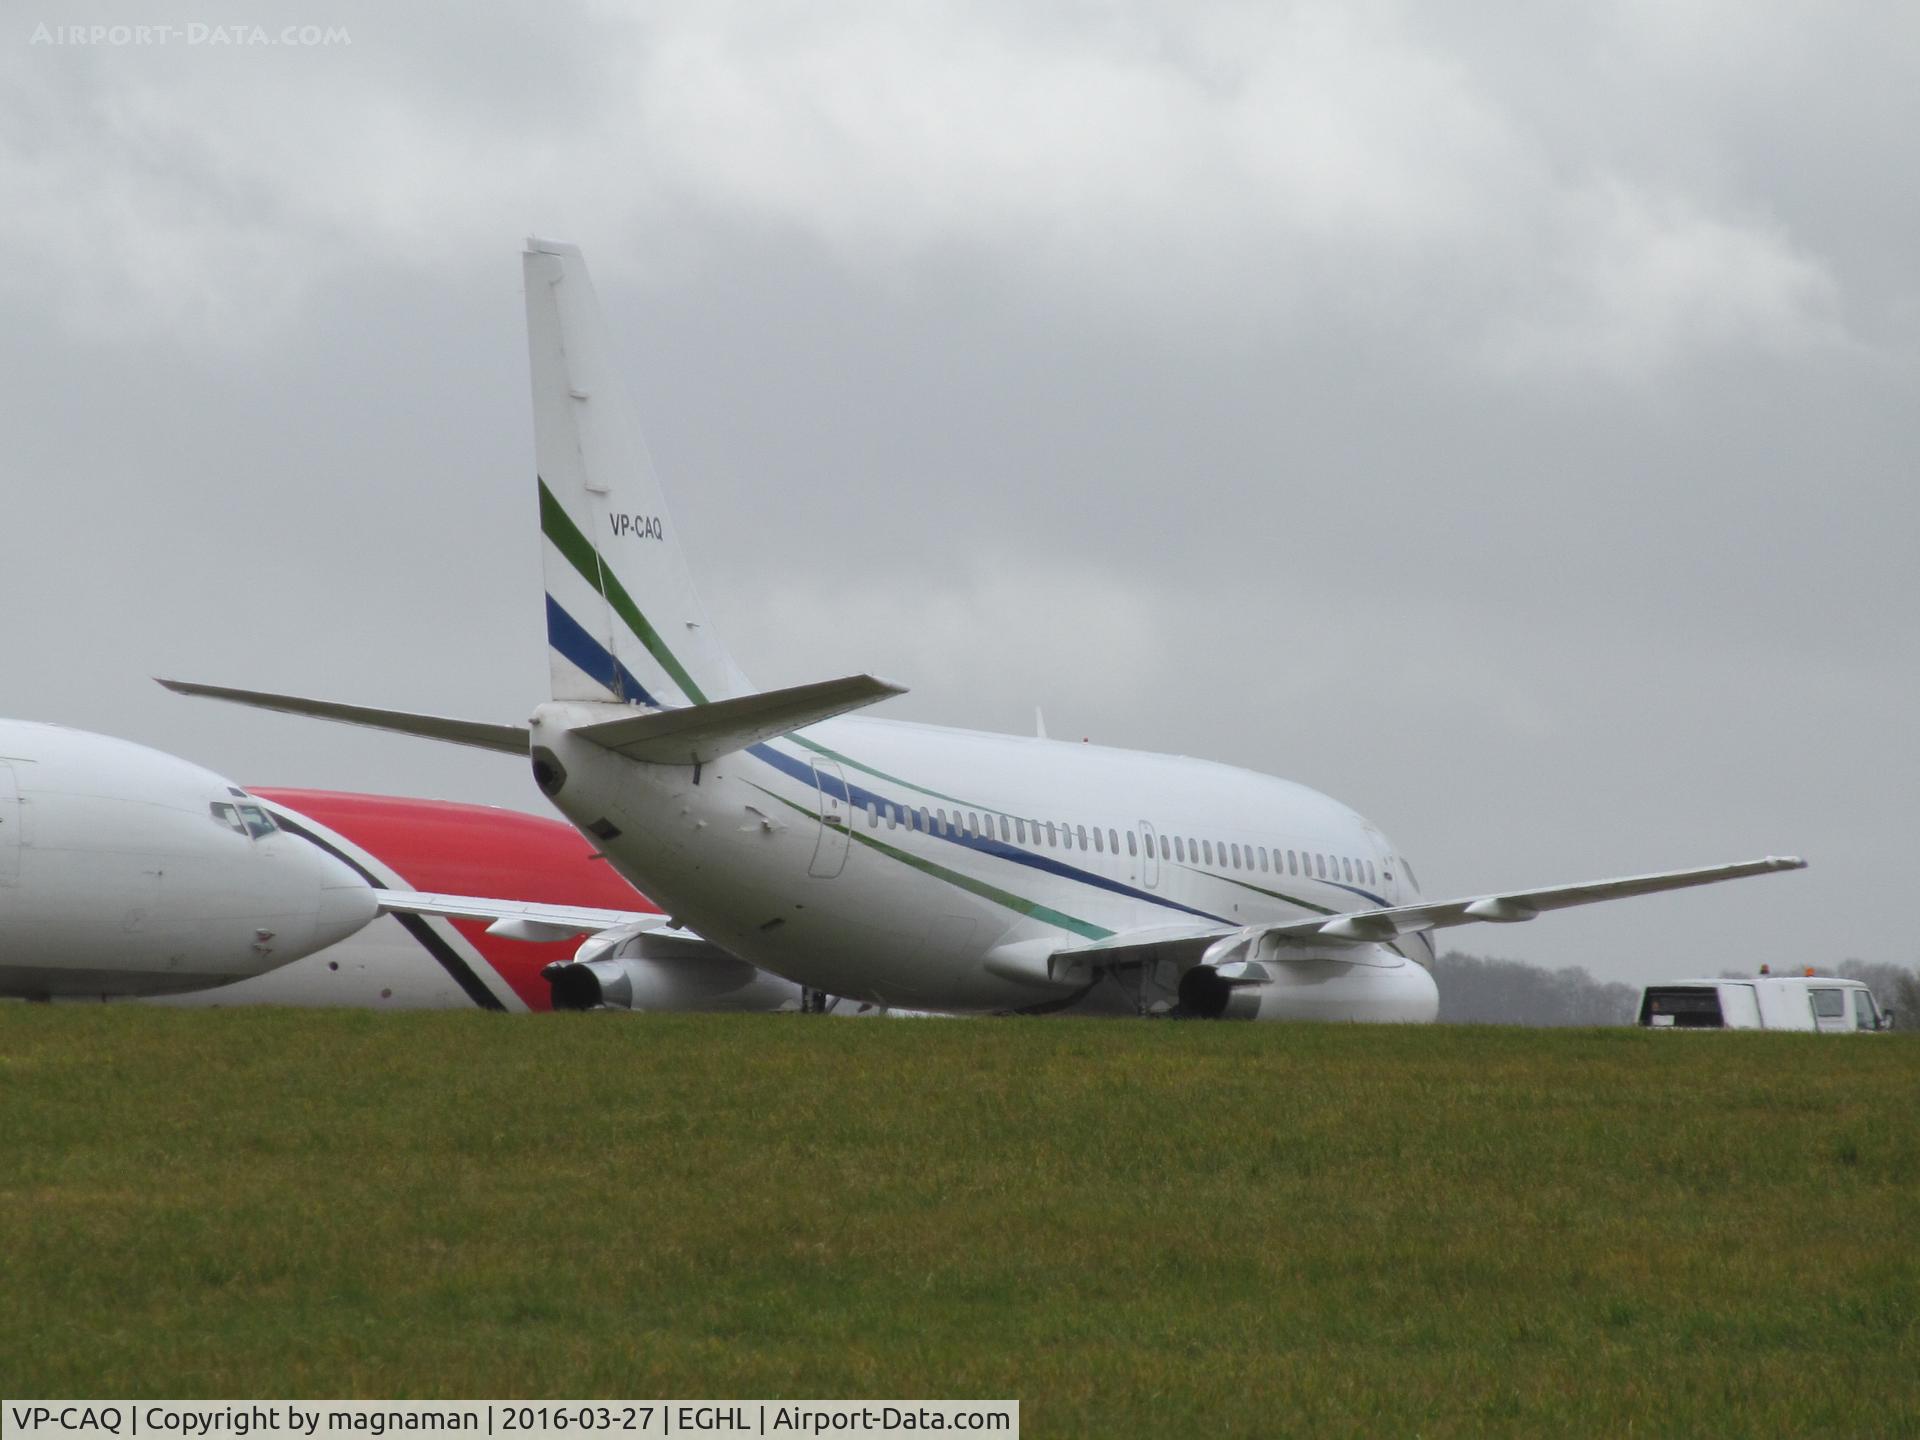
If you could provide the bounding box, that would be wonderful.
[1176,944,1439,1023]
[542,923,803,1013]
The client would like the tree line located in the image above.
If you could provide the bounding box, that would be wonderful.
[1433,950,1919,1027]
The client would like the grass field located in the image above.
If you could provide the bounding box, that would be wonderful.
[1,1008,1914,1437]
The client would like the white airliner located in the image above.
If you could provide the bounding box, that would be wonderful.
[160,241,1806,1022]
[0,720,378,998]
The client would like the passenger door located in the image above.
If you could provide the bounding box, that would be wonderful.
[1718,984,1761,1029]
[808,759,851,879]
[0,762,18,887]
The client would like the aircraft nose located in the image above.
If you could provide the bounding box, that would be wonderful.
[310,852,379,949]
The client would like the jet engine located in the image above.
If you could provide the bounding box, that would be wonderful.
[1174,942,1439,1023]
[541,921,802,1013]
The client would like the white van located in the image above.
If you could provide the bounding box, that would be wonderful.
[1639,974,1891,1031]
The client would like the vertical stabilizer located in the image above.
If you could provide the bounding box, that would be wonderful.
[524,239,750,707]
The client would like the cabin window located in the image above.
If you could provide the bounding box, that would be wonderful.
[1043,821,1056,846]
[999,815,1011,842]
[1159,836,1170,860]
[866,802,878,828]
[1258,847,1269,872]
[1229,843,1241,869]
[1811,988,1846,1020]
[1127,831,1138,857]
[1342,857,1353,882]
[1093,827,1105,854]
[1076,824,1089,850]
[1314,854,1326,879]
[918,807,930,833]
[208,801,246,834]
[1200,840,1212,865]
[1014,817,1027,844]
[1174,836,1186,862]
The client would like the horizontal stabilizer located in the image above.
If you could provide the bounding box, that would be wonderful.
[574,673,907,764]
[157,678,529,755]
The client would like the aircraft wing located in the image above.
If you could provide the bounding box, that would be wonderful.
[375,889,682,944]
[1052,855,1807,974]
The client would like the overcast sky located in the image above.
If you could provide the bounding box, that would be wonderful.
[5,2,1915,985]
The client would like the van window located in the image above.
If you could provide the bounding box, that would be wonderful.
[1811,988,1846,1020]
[1855,991,1881,1030]
[1640,987,1724,1028]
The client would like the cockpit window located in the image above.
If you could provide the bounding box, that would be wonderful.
[236,804,277,839]
[209,801,247,834]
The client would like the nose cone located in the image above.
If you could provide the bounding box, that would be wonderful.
[308,850,379,951]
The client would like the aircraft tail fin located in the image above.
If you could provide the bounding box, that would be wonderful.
[525,239,751,709]
[573,673,906,765]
